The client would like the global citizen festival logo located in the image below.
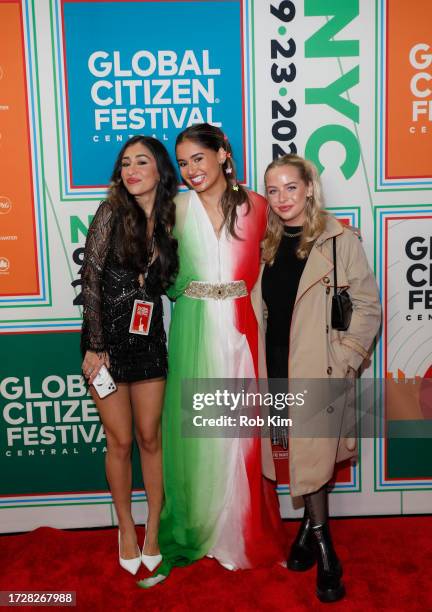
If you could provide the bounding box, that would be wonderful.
[409,43,432,134]
[1,375,106,458]
[0,257,10,273]
[404,234,432,320]
[89,49,222,143]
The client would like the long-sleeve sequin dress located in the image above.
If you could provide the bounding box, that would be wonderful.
[80,200,167,382]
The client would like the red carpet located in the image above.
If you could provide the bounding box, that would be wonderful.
[1,517,431,611]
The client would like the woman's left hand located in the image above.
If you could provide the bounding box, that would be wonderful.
[82,350,110,385]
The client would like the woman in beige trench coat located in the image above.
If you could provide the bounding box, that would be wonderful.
[258,154,381,603]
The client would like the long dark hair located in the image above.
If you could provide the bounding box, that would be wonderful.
[175,123,250,238]
[107,135,178,289]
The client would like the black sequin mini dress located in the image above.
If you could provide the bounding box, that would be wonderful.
[80,200,167,383]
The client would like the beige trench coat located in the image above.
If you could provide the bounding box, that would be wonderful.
[251,215,381,496]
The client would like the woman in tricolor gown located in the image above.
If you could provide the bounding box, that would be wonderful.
[139,123,286,587]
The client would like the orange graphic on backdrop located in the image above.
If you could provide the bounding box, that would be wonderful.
[386,369,432,420]
[386,0,432,179]
[0,0,39,296]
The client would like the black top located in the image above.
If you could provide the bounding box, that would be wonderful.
[80,200,167,383]
[262,226,306,378]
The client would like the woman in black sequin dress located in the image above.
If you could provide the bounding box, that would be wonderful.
[81,135,178,575]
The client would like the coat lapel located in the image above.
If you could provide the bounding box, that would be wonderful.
[295,248,333,305]
[294,216,345,305]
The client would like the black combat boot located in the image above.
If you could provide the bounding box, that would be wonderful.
[287,509,316,571]
[312,521,345,603]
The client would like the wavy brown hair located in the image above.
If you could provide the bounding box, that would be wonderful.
[108,135,178,290]
[175,123,250,238]
[262,154,327,263]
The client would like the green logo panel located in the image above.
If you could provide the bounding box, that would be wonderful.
[0,332,143,496]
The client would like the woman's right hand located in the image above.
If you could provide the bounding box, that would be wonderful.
[82,350,110,385]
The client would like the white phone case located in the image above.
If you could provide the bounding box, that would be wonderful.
[92,365,117,399]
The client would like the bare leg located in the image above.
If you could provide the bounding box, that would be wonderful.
[131,378,165,555]
[91,384,138,559]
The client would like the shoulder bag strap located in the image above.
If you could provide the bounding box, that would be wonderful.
[333,236,338,296]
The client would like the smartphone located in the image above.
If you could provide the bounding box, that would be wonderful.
[92,365,117,399]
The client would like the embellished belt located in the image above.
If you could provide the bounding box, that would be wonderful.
[184,280,248,300]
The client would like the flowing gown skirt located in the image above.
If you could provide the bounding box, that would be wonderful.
[157,191,286,575]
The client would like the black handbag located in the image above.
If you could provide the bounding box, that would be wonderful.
[331,236,353,331]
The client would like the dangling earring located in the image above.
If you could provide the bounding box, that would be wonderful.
[224,154,233,175]
[223,156,233,174]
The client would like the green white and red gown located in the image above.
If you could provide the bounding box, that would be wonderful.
[156,189,286,576]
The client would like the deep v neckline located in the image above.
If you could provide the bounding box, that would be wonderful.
[193,191,225,241]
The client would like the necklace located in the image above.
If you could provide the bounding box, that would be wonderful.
[144,231,156,278]
[283,227,303,238]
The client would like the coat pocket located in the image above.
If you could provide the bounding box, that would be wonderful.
[329,338,352,376]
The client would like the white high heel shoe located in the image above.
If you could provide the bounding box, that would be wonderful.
[141,529,162,572]
[118,530,141,575]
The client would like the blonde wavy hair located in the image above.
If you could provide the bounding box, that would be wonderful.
[262,154,327,263]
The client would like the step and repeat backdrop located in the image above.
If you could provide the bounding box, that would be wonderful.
[0,0,431,532]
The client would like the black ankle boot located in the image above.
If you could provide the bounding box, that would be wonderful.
[312,522,345,603]
[287,512,316,571]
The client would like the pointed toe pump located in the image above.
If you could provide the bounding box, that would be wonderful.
[141,530,162,572]
[118,531,141,576]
